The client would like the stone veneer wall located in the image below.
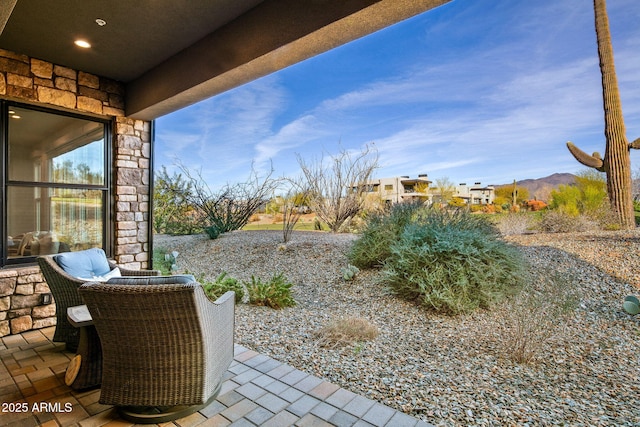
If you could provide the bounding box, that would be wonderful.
[0,267,54,337]
[114,117,151,269]
[0,49,152,337]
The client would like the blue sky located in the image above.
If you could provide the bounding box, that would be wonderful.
[155,0,640,189]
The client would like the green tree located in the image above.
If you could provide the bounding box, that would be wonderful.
[549,169,607,217]
[575,169,608,215]
[153,166,201,235]
[495,184,529,206]
[431,177,455,205]
[549,185,582,216]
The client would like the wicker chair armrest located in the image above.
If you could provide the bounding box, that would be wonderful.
[197,290,235,329]
[108,260,160,276]
[120,267,161,276]
[210,290,236,306]
[196,289,235,391]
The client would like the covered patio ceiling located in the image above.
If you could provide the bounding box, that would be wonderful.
[0,0,449,120]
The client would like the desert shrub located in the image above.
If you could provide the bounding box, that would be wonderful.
[152,247,177,275]
[175,165,279,239]
[340,264,360,281]
[493,212,538,235]
[201,272,245,303]
[497,269,578,364]
[153,167,203,235]
[204,225,222,239]
[526,200,548,211]
[245,273,296,309]
[298,145,379,232]
[314,317,379,348]
[348,201,424,268]
[549,184,582,216]
[382,208,526,315]
[548,170,609,228]
[448,197,467,208]
[538,210,598,233]
[482,204,497,214]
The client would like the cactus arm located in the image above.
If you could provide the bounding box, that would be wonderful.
[629,137,640,150]
[566,141,605,172]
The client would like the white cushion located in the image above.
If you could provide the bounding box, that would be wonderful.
[78,267,121,283]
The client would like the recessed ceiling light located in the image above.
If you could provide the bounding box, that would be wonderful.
[10,114,21,119]
[74,39,91,48]
[95,18,107,26]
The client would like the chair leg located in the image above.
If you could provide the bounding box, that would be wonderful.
[65,325,102,390]
[116,381,222,424]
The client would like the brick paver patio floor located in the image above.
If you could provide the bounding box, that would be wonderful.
[1,327,434,427]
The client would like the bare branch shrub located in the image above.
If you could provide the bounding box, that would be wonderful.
[494,212,538,236]
[538,210,599,233]
[497,269,578,364]
[280,179,312,243]
[297,145,379,232]
[177,163,279,238]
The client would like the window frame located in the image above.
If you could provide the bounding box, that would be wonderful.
[1,101,112,267]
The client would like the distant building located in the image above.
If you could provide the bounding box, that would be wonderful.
[354,174,432,206]
[356,176,495,207]
[454,182,495,205]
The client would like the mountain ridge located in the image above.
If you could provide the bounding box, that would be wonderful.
[495,173,576,201]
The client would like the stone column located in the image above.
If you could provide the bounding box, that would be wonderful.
[114,117,152,269]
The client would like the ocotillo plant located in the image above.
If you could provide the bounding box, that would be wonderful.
[566,0,639,229]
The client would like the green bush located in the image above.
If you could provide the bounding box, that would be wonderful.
[352,205,526,315]
[245,273,296,309]
[341,264,360,281]
[204,225,222,239]
[201,272,244,303]
[152,247,176,275]
[348,201,424,268]
[153,166,203,235]
[548,169,609,227]
[382,209,525,314]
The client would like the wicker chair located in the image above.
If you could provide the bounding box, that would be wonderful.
[78,279,235,423]
[37,249,159,351]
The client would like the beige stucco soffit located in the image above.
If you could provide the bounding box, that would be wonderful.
[125,0,450,120]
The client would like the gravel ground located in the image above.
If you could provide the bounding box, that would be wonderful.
[155,230,640,426]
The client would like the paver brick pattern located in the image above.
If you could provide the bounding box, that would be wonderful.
[1,327,434,426]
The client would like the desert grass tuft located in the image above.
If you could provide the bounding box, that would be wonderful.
[314,317,379,348]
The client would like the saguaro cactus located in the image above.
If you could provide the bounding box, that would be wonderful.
[566,0,639,229]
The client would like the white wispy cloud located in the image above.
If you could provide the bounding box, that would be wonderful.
[156,76,287,183]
